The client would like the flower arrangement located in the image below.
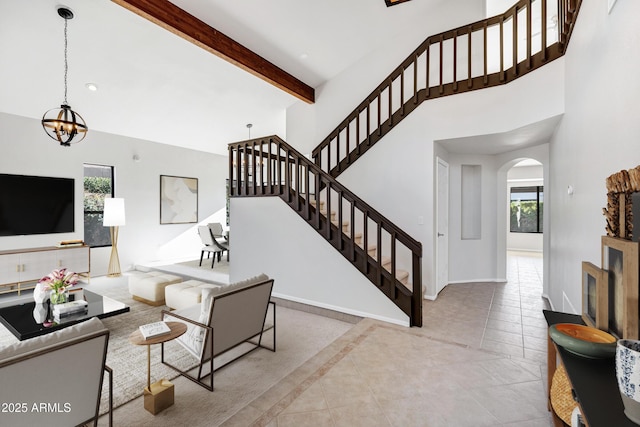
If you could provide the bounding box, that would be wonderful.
[38,268,79,305]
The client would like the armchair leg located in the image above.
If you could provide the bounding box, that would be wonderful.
[199,251,205,266]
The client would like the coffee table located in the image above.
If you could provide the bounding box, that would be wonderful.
[0,289,130,340]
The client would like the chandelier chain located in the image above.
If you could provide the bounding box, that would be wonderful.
[63,16,68,105]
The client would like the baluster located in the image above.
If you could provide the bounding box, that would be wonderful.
[377,92,382,136]
[439,35,444,94]
[413,54,418,104]
[228,146,233,197]
[526,0,532,69]
[400,68,405,116]
[366,103,371,146]
[391,234,397,290]
[425,43,430,98]
[314,172,321,230]
[412,251,422,326]
[388,80,393,127]
[500,16,505,82]
[363,211,369,274]
[338,191,343,250]
[467,27,472,89]
[345,121,350,166]
[541,0,547,60]
[453,30,458,92]
[356,112,361,155]
[327,138,331,173]
[483,22,488,85]
[325,182,331,241]
[305,163,310,220]
[513,6,518,76]
[276,141,283,196]
[295,155,300,211]
[350,201,355,261]
[336,132,341,173]
[267,141,272,194]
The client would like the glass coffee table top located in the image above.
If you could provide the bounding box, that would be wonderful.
[0,289,129,341]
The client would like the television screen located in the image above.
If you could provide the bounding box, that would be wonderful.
[0,174,74,236]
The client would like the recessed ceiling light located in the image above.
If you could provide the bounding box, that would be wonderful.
[299,53,309,60]
[85,83,98,91]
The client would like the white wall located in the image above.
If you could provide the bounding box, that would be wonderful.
[229,197,409,326]
[0,112,228,276]
[547,0,640,313]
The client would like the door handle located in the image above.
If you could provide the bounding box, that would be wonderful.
[437,233,445,237]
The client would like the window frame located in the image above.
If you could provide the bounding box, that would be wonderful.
[83,164,115,248]
[509,185,543,234]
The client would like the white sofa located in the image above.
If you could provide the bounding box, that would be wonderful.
[161,274,275,391]
[0,317,112,426]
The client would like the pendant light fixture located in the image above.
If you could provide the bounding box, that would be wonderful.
[41,7,88,146]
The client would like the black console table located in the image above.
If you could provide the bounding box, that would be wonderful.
[544,310,637,426]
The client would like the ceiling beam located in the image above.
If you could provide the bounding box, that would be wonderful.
[112,0,315,104]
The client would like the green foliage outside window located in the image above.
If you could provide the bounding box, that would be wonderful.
[83,166,113,247]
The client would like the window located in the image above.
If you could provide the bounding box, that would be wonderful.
[510,186,543,233]
[83,164,114,247]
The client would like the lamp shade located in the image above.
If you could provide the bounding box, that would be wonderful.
[103,198,126,226]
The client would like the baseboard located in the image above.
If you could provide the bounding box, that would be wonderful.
[271,292,410,327]
[446,278,507,285]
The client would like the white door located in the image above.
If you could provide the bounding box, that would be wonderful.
[436,157,449,296]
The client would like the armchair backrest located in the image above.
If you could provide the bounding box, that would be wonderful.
[205,275,273,357]
[0,317,109,426]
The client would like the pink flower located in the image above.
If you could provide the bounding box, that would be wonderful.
[38,268,78,293]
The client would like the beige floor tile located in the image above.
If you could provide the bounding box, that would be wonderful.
[329,400,390,427]
[469,382,549,423]
[483,328,524,346]
[524,334,547,350]
[486,318,523,334]
[482,340,519,357]
[522,324,549,339]
[277,410,335,427]
[281,382,328,414]
[476,358,541,384]
[488,311,522,323]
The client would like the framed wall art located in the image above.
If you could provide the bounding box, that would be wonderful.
[601,235,640,339]
[160,175,198,224]
[581,261,607,330]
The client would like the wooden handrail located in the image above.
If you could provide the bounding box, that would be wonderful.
[229,136,423,326]
[312,0,582,178]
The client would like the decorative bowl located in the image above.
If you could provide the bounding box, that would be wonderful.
[549,323,616,359]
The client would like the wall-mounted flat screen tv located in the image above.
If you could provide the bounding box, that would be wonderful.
[0,173,74,236]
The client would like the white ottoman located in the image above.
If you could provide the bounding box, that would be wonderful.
[129,271,182,306]
[165,280,222,310]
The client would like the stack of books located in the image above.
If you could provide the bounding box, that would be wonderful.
[57,239,85,248]
[52,300,88,321]
[139,321,171,340]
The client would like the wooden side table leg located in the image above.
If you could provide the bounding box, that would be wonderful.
[147,345,151,390]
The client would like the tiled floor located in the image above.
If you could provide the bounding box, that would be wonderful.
[228,251,552,426]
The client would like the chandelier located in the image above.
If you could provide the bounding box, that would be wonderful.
[41,7,88,146]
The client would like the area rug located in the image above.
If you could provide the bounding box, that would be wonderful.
[0,278,356,426]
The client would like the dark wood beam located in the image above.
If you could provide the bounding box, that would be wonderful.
[112,0,315,104]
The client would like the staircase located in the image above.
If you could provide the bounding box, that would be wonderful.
[228,0,582,328]
[312,0,582,178]
[228,137,423,326]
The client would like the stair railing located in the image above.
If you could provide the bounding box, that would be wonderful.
[229,136,423,326]
[312,0,582,178]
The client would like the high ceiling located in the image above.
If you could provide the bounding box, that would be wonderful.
[0,0,462,155]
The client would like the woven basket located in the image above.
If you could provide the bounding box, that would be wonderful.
[551,364,577,425]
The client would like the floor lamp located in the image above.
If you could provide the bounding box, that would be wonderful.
[103,198,125,277]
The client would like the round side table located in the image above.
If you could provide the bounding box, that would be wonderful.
[129,321,187,415]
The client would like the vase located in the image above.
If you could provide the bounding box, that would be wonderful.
[33,282,49,303]
[32,303,48,323]
[50,289,68,305]
[616,339,640,424]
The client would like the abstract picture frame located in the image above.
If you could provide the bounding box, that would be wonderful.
[581,261,607,330]
[160,175,198,224]
[601,235,640,339]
